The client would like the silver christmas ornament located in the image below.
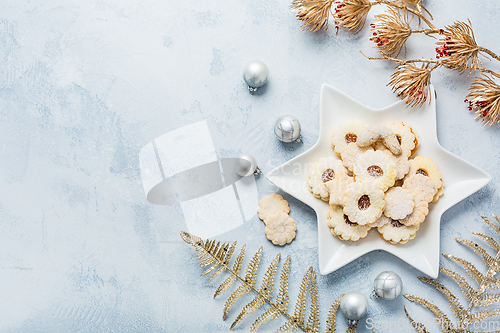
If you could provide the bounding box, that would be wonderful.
[340,291,369,325]
[274,115,301,143]
[233,153,261,177]
[372,271,403,300]
[243,60,269,94]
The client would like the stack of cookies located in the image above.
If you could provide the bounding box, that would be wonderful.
[258,193,297,246]
[307,121,443,244]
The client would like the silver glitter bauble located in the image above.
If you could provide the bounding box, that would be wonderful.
[274,115,301,143]
[243,60,269,94]
[234,153,260,177]
[340,291,369,324]
[373,271,403,300]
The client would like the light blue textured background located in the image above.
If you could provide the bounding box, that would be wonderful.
[1,0,500,332]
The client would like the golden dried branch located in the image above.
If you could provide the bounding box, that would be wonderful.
[325,295,343,333]
[407,214,500,331]
[181,232,326,332]
[291,0,334,32]
[466,74,500,126]
[370,7,412,57]
[333,0,372,34]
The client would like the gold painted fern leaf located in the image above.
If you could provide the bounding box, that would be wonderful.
[181,232,322,332]
[405,214,500,332]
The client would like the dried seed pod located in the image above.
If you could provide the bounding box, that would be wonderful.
[388,63,432,107]
[333,0,372,34]
[290,0,334,32]
[466,74,500,126]
[371,7,412,57]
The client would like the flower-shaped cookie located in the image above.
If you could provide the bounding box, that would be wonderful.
[327,205,371,241]
[343,182,385,225]
[383,187,414,220]
[383,150,410,180]
[307,157,347,201]
[400,197,429,226]
[331,121,366,155]
[402,174,437,203]
[406,156,443,201]
[258,193,290,223]
[264,212,297,246]
[378,218,420,244]
[353,150,397,191]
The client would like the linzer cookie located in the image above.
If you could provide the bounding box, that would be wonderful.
[353,150,397,191]
[342,182,385,225]
[378,218,420,244]
[331,121,366,155]
[327,205,371,241]
[406,156,443,202]
[307,157,347,201]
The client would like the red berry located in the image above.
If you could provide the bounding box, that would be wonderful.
[373,32,377,36]
[468,106,472,111]
[439,29,444,34]
[464,99,468,103]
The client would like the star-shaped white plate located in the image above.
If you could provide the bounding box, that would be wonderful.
[267,84,491,278]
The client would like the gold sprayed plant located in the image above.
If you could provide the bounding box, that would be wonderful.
[404,214,500,332]
[291,0,500,126]
[181,231,360,332]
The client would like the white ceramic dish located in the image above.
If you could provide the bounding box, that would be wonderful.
[267,84,491,278]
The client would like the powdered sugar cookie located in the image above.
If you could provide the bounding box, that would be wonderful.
[264,212,297,246]
[378,219,420,244]
[383,150,410,180]
[353,150,397,191]
[384,187,415,220]
[343,182,385,225]
[325,175,354,206]
[402,174,437,203]
[356,125,402,155]
[406,156,443,193]
[384,122,417,157]
[258,194,290,223]
[331,121,367,155]
[327,205,371,241]
[307,157,347,201]
[400,198,429,226]
[340,143,374,173]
